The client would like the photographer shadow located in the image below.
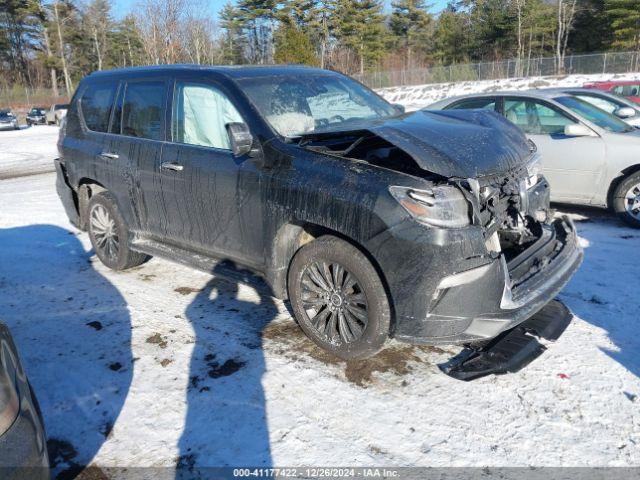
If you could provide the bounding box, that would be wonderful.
[177,261,277,474]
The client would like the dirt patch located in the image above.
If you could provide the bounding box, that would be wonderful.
[146,333,168,349]
[263,320,447,387]
[48,438,78,468]
[204,353,246,378]
[108,362,122,372]
[174,286,202,295]
[75,467,110,480]
[160,358,173,367]
[139,273,156,282]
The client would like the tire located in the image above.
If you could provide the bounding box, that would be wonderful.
[87,191,149,270]
[612,171,640,228]
[287,235,391,360]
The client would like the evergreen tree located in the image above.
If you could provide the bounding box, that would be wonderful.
[220,1,246,64]
[332,0,387,74]
[389,0,434,68]
[274,22,319,65]
[605,0,640,51]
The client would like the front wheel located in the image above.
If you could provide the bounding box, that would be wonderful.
[612,172,640,228]
[87,192,149,270]
[287,236,391,360]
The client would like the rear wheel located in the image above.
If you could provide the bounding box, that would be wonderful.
[288,236,390,360]
[612,172,640,228]
[87,192,148,270]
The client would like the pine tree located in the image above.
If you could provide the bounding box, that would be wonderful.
[220,1,246,64]
[389,0,434,68]
[274,23,319,65]
[332,0,388,75]
[605,0,640,51]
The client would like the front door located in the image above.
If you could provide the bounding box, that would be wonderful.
[502,97,605,203]
[157,78,264,268]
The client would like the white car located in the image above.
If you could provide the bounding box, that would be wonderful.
[46,103,68,125]
[429,90,640,227]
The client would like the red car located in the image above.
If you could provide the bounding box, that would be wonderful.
[584,80,640,104]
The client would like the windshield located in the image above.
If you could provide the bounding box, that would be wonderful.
[574,94,622,115]
[54,104,68,110]
[555,96,633,133]
[0,111,11,119]
[237,73,398,137]
[30,108,44,115]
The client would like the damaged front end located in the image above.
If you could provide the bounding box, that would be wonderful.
[299,110,582,346]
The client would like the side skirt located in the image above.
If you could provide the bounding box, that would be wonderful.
[130,237,274,297]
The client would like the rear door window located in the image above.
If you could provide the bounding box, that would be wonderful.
[447,97,497,111]
[81,83,117,132]
[121,81,166,141]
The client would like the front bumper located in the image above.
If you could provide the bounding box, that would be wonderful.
[367,215,582,345]
[0,123,17,130]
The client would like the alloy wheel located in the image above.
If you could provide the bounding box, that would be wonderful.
[624,182,640,221]
[300,261,368,345]
[90,204,120,261]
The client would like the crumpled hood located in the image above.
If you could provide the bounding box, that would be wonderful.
[307,109,533,179]
[370,110,532,178]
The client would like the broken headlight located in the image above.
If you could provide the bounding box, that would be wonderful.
[525,153,542,189]
[390,185,470,228]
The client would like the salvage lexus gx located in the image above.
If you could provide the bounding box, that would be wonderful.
[55,65,582,360]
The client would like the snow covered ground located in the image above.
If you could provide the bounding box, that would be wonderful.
[378,72,640,111]
[0,125,59,179]
[0,113,639,478]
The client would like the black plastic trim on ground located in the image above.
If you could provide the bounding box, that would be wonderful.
[439,299,573,381]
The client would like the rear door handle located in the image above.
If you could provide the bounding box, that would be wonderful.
[99,152,119,160]
[160,162,184,172]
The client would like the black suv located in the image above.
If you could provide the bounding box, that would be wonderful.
[55,65,582,359]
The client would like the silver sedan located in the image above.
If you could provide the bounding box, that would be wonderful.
[429,90,640,227]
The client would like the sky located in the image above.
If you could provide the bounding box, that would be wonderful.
[111,0,451,21]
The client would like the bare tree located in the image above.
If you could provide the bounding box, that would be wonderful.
[52,1,73,97]
[83,0,112,71]
[41,25,59,97]
[135,0,188,65]
[513,0,525,77]
[555,0,578,74]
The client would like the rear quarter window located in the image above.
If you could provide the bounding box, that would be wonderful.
[81,83,117,132]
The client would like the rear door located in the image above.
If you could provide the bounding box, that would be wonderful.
[157,75,264,268]
[501,96,605,203]
[102,77,170,233]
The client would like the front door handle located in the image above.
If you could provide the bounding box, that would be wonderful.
[99,152,119,160]
[160,162,184,172]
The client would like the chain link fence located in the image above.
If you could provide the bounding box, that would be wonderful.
[355,51,640,89]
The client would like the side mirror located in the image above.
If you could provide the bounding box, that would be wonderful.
[564,124,595,137]
[393,103,405,114]
[615,107,636,119]
[226,122,254,157]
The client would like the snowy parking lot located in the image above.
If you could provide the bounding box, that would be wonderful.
[0,122,639,476]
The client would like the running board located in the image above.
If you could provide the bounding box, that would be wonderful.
[130,238,273,296]
[439,300,573,381]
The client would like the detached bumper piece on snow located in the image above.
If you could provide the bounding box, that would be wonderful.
[439,299,573,381]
